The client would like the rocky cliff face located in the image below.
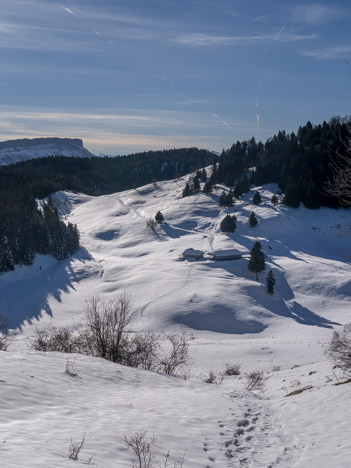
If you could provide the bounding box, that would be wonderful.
[0,137,95,165]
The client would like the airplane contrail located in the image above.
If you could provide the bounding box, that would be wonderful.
[60,5,80,19]
[213,113,233,131]
[274,25,286,41]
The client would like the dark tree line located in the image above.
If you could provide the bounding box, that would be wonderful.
[214,117,351,208]
[0,197,79,273]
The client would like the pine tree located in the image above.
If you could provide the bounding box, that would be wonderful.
[200,168,207,181]
[155,211,164,223]
[234,180,243,198]
[203,180,213,194]
[253,191,262,205]
[271,194,278,206]
[283,183,300,207]
[220,214,237,233]
[193,175,200,192]
[219,191,226,206]
[266,270,276,295]
[248,241,265,281]
[182,182,191,197]
[249,211,258,227]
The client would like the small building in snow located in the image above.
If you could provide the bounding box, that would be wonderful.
[182,248,204,259]
[210,249,243,260]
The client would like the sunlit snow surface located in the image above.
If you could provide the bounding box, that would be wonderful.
[1,175,351,467]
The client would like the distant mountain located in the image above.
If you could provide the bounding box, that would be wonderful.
[0,137,95,165]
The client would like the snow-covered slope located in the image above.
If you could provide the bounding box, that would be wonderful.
[0,137,95,165]
[1,175,351,467]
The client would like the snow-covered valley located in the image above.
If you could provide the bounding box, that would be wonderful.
[1,174,351,467]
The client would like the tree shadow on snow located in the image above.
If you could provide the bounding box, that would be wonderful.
[1,248,97,331]
[204,258,339,329]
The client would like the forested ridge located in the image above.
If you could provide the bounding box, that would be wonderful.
[0,147,216,273]
[216,116,351,209]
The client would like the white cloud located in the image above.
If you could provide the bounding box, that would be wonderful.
[301,46,351,60]
[171,32,318,47]
[291,4,343,26]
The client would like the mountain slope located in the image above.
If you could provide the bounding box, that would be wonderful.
[1,174,351,467]
[0,137,95,165]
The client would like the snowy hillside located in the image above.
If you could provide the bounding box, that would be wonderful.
[1,174,351,467]
[0,137,95,165]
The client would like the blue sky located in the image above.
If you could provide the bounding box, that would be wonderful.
[1,0,350,154]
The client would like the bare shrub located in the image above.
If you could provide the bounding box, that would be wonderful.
[224,364,241,376]
[146,218,157,232]
[65,358,79,377]
[327,323,351,377]
[124,332,160,371]
[125,431,185,468]
[204,370,216,384]
[245,370,265,392]
[0,313,12,351]
[158,331,190,377]
[29,294,190,377]
[30,325,84,353]
[124,431,155,468]
[84,293,134,363]
[68,434,85,460]
[204,370,224,385]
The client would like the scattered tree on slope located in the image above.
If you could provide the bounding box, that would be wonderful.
[248,241,265,281]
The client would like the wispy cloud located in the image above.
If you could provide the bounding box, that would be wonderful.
[171,31,318,47]
[291,4,343,26]
[301,45,351,60]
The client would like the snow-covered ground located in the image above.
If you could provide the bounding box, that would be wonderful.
[1,175,351,467]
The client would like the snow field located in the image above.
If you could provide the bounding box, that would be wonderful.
[1,173,351,466]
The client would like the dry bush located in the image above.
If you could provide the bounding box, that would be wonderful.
[30,294,190,377]
[65,358,79,377]
[0,313,11,351]
[84,293,134,363]
[327,323,351,377]
[245,370,265,392]
[123,332,160,371]
[125,431,155,468]
[68,434,85,460]
[125,431,185,468]
[204,370,224,385]
[146,218,157,232]
[31,324,84,353]
[158,331,190,377]
[224,364,241,376]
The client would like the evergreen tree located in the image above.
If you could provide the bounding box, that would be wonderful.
[203,180,213,194]
[252,191,262,205]
[248,241,265,280]
[234,180,243,198]
[182,182,191,197]
[200,168,207,181]
[249,211,258,227]
[271,194,278,206]
[193,175,201,192]
[219,191,226,206]
[283,183,301,207]
[241,175,250,194]
[219,190,234,207]
[220,214,237,233]
[266,270,276,295]
[155,211,164,223]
